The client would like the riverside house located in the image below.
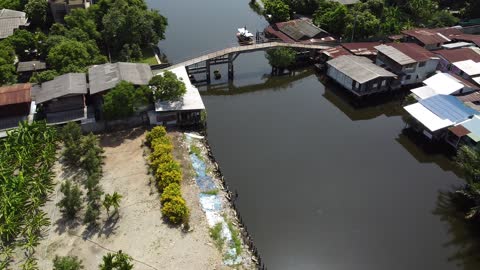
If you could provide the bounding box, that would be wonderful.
[149,66,205,126]
[0,84,35,136]
[49,0,91,23]
[88,62,153,119]
[401,27,463,50]
[435,47,480,73]
[326,55,396,96]
[410,72,479,100]
[375,43,439,86]
[34,73,88,124]
[404,94,478,140]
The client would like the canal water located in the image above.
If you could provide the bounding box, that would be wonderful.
[148,0,479,269]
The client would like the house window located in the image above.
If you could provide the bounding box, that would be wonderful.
[419,61,426,67]
[381,80,386,86]
[355,82,360,89]
[406,75,411,80]
[373,83,378,88]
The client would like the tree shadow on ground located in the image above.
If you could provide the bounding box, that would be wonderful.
[98,214,120,238]
[54,215,82,235]
[433,189,480,270]
[82,223,101,240]
[99,127,147,148]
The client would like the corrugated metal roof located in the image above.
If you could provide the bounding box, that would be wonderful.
[402,27,462,45]
[0,9,28,39]
[88,62,153,95]
[0,83,31,106]
[35,73,87,104]
[375,44,416,65]
[419,94,477,124]
[423,73,464,94]
[453,60,480,76]
[435,47,480,63]
[404,102,453,132]
[321,46,351,59]
[462,116,480,138]
[449,125,471,137]
[276,19,326,41]
[341,42,381,56]
[327,55,396,84]
[16,61,47,72]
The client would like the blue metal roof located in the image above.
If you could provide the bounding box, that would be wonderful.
[420,95,478,123]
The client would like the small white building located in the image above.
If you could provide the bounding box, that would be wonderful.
[375,43,439,86]
[148,66,205,126]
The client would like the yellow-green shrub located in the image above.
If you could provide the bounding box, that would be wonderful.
[156,165,182,191]
[149,143,173,163]
[151,152,175,172]
[151,136,171,148]
[160,183,181,204]
[161,196,189,224]
[146,126,167,145]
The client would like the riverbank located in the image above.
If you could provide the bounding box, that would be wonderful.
[172,131,259,269]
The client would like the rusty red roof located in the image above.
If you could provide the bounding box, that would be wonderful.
[449,125,471,137]
[0,83,32,106]
[388,43,436,62]
[435,48,480,63]
[341,42,381,56]
[454,34,480,47]
[458,91,480,103]
[402,27,463,45]
[321,46,351,59]
[450,73,480,90]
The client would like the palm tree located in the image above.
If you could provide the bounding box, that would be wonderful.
[103,192,122,217]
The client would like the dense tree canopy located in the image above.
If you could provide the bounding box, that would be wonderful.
[149,71,187,101]
[265,47,296,69]
[102,81,151,120]
[264,0,291,23]
[0,42,17,85]
[47,39,106,73]
[24,0,48,27]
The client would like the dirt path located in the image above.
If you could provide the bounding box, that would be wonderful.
[36,128,224,270]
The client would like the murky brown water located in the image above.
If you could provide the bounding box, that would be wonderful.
[148,0,479,269]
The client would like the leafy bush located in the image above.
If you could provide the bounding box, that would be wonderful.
[146,126,167,145]
[57,180,83,219]
[61,122,83,165]
[160,183,181,204]
[161,196,189,224]
[99,250,133,270]
[156,164,182,191]
[53,255,84,270]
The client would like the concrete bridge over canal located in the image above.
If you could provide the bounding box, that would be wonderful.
[155,41,332,84]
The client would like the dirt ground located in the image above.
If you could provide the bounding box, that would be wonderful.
[35,128,225,270]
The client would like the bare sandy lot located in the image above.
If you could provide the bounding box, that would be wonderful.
[35,128,224,270]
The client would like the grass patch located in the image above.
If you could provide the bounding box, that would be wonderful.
[227,220,242,256]
[202,189,219,195]
[189,144,202,157]
[209,223,225,251]
[139,46,159,65]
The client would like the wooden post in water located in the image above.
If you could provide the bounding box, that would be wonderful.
[206,59,211,84]
[228,53,234,81]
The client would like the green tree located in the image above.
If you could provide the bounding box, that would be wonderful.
[47,39,106,73]
[428,10,459,27]
[53,255,84,270]
[24,0,48,27]
[57,181,83,219]
[6,30,36,61]
[149,71,186,101]
[29,70,59,84]
[346,10,381,40]
[103,192,122,216]
[265,47,296,70]
[61,122,83,165]
[102,81,136,120]
[313,3,350,35]
[264,0,290,22]
[455,146,480,220]
[99,250,134,270]
[64,9,101,41]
